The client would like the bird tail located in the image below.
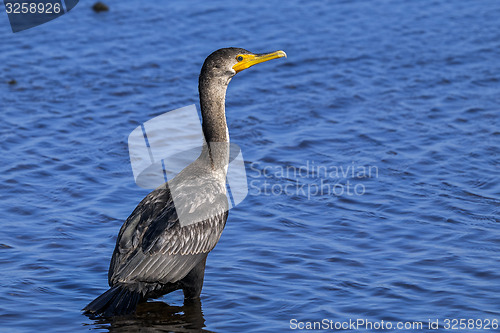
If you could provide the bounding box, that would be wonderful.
[83,284,143,317]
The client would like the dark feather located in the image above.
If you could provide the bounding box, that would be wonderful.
[108,180,228,286]
[83,284,143,316]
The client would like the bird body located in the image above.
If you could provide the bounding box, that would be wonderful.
[84,48,286,316]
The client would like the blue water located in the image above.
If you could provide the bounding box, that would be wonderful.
[1,0,499,332]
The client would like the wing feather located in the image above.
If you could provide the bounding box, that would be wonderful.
[108,183,228,286]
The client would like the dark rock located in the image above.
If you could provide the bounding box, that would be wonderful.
[7,79,17,85]
[92,2,109,12]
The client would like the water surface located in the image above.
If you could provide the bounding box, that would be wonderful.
[0,0,499,332]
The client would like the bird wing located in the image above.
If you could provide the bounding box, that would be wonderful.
[108,183,228,286]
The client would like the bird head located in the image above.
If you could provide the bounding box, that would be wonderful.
[200,48,286,85]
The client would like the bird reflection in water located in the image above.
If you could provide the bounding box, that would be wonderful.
[87,298,214,333]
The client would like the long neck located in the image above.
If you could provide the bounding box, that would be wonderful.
[199,75,230,171]
[199,77,229,143]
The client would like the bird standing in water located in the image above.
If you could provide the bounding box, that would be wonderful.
[83,48,286,316]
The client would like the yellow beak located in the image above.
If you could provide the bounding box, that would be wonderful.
[232,50,287,73]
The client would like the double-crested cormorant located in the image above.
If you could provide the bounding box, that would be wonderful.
[83,48,286,316]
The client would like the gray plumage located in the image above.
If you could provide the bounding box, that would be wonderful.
[83,47,285,317]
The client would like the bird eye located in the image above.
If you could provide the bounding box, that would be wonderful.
[237,56,244,62]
